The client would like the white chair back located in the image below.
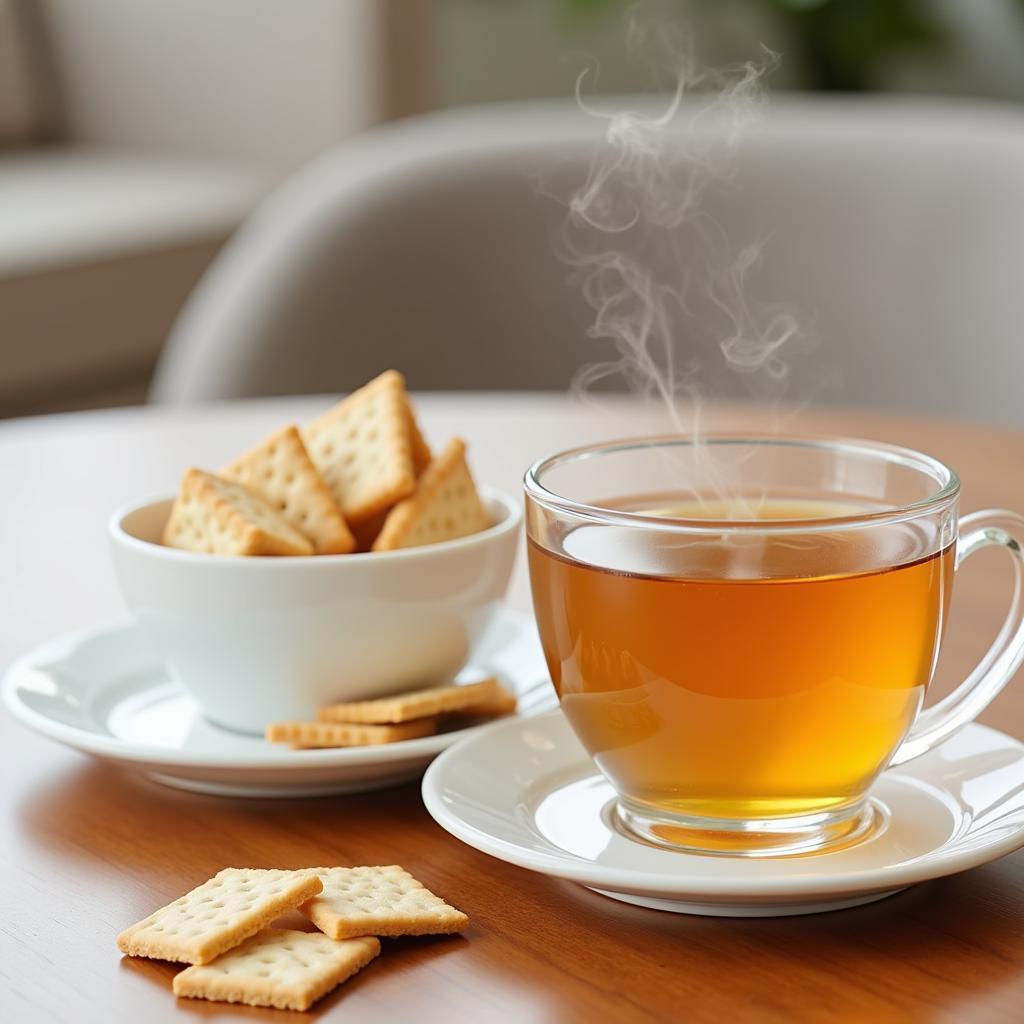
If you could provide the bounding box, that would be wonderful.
[152,98,1024,426]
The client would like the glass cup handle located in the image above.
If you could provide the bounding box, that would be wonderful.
[890,509,1024,766]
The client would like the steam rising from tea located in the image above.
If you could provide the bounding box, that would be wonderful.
[560,16,811,511]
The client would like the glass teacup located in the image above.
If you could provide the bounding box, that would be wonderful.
[525,436,1024,856]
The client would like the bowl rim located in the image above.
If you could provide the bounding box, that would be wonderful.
[109,484,521,566]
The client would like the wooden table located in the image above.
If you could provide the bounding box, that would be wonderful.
[2,394,1023,1023]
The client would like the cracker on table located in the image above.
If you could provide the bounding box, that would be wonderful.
[301,370,416,525]
[301,865,469,940]
[162,468,314,557]
[265,718,438,748]
[373,437,490,551]
[317,678,501,725]
[223,424,354,555]
[117,869,322,965]
[172,929,379,1012]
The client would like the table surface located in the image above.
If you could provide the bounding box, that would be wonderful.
[2,393,1024,1024]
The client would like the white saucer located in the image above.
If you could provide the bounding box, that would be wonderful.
[2,607,555,798]
[422,710,1024,917]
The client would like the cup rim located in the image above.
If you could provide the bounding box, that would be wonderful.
[523,434,960,534]
[110,485,521,565]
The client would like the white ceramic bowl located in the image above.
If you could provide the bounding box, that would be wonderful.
[109,487,520,734]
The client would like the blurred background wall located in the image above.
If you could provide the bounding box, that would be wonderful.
[2,0,1023,417]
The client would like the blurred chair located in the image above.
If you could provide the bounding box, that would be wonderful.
[152,97,1024,427]
[0,0,378,415]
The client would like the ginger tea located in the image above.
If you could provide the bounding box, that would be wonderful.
[528,497,954,821]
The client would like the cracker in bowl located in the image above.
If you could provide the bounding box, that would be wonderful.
[302,369,418,526]
[159,369,494,557]
[223,424,354,554]
[373,437,490,551]
[162,468,314,556]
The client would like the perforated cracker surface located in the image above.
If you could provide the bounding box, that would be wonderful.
[162,468,314,557]
[116,868,322,965]
[372,437,490,551]
[266,718,437,748]
[301,370,416,525]
[172,929,379,1011]
[301,865,469,939]
[223,424,354,554]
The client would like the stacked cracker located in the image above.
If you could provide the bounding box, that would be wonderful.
[118,865,468,1012]
[267,675,518,748]
[162,370,491,556]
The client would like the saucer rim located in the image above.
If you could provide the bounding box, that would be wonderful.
[421,710,1024,900]
[2,607,543,771]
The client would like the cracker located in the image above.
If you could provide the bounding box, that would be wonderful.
[404,394,432,475]
[373,437,490,551]
[265,718,437,748]
[301,866,469,940]
[347,391,429,550]
[302,370,417,525]
[446,680,518,721]
[162,468,314,557]
[223,425,354,555]
[318,678,501,725]
[117,869,323,965]
[172,929,379,1012]
[350,394,429,549]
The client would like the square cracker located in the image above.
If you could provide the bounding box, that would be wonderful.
[117,868,322,965]
[223,424,354,554]
[445,681,518,721]
[318,677,501,725]
[173,929,379,1012]
[302,370,417,525]
[265,718,437,748]
[301,865,469,940]
[162,468,314,557]
[373,437,490,551]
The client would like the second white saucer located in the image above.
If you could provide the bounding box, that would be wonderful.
[422,710,1024,917]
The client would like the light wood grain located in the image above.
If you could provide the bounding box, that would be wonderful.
[1,395,1023,1023]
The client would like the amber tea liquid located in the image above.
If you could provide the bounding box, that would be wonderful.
[529,497,954,822]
